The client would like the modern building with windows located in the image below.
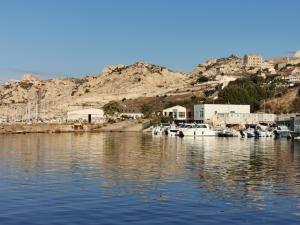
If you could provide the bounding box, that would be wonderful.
[194,104,250,123]
[243,54,263,67]
[162,105,192,122]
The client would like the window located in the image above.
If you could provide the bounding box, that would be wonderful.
[179,112,185,118]
[199,110,204,118]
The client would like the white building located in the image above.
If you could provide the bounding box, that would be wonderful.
[67,108,106,123]
[163,105,187,121]
[289,67,300,83]
[244,54,263,67]
[194,104,250,123]
[121,112,144,119]
[212,112,276,126]
[0,116,7,124]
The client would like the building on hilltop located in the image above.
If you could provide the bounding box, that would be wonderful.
[281,67,300,83]
[243,54,263,67]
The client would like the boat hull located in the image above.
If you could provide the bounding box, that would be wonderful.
[180,129,217,136]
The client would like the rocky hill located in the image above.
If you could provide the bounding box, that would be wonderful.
[1,55,292,121]
[0,62,192,120]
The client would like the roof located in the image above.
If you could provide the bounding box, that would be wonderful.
[163,105,186,111]
[244,54,262,58]
[67,108,104,115]
[195,103,250,107]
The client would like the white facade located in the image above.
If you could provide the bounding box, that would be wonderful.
[0,116,7,124]
[244,54,263,67]
[121,112,144,119]
[67,108,106,123]
[163,105,186,121]
[194,104,250,123]
[288,68,300,83]
[212,112,276,126]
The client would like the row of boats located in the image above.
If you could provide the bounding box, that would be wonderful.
[152,123,300,139]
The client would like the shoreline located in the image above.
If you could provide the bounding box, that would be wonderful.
[0,120,145,135]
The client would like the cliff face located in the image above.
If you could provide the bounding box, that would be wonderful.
[0,62,191,120]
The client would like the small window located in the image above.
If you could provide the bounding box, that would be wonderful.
[178,112,185,118]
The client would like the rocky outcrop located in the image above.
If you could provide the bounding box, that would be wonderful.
[191,55,247,79]
[0,62,190,120]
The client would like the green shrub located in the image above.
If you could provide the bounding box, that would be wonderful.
[140,103,152,117]
[19,82,33,90]
[193,75,209,84]
[103,101,123,116]
[108,118,116,124]
[217,75,273,112]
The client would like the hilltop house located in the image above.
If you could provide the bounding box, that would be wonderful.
[244,54,263,67]
[282,67,300,83]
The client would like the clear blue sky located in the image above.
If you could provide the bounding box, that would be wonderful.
[0,0,299,80]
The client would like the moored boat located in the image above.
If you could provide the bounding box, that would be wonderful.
[179,124,217,137]
[274,126,290,138]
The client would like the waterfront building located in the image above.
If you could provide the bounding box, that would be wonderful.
[291,115,300,133]
[163,105,193,122]
[212,112,276,126]
[244,54,263,67]
[194,104,250,123]
[276,113,300,132]
[67,108,106,123]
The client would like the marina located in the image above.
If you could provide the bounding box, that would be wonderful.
[151,122,299,140]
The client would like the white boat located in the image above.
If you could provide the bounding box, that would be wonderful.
[256,130,274,137]
[217,128,241,137]
[167,124,181,137]
[274,126,290,138]
[242,128,255,138]
[152,123,170,136]
[179,124,217,137]
[152,123,180,137]
[255,125,274,138]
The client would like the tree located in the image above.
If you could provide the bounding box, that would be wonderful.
[291,97,300,112]
[103,101,123,116]
[140,103,152,117]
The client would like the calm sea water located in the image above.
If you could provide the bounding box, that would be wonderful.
[0,133,299,225]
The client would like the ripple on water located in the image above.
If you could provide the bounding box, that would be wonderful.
[0,133,299,225]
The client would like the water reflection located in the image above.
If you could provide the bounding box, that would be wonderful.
[0,133,299,223]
